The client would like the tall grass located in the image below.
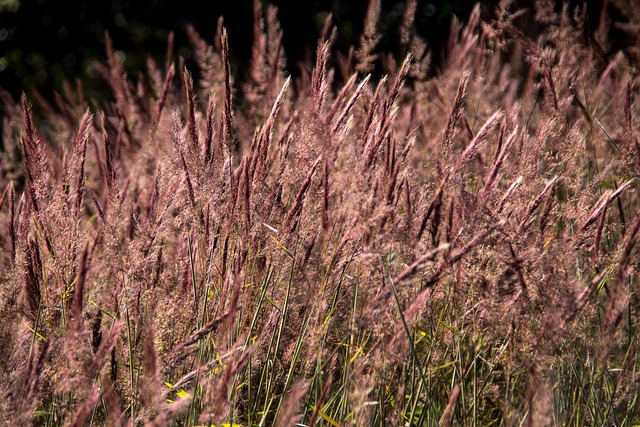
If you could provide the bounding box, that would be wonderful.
[1,1,640,425]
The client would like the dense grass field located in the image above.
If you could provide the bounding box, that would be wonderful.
[1,1,639,425]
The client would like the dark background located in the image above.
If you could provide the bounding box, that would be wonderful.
[0,0,610,103]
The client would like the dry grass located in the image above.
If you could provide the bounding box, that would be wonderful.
[1,1,640,425]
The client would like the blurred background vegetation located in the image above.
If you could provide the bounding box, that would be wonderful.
[0,0,611,103]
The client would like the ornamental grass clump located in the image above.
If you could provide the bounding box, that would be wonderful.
[1,0,640,425]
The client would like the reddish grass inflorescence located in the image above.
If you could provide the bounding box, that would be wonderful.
[1,1,640,425]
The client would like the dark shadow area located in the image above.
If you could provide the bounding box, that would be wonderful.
[0,0,616,103]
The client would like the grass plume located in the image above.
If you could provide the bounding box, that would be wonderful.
[1,2,640,426]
